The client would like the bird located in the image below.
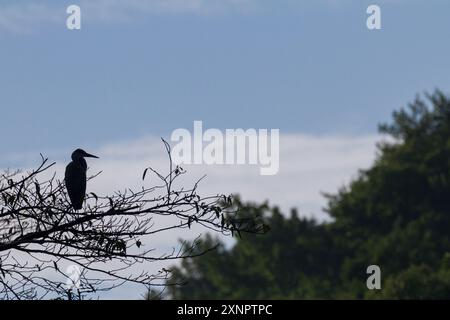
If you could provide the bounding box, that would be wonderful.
[65,149,99,210]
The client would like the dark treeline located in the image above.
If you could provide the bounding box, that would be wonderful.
[166,90,450,299]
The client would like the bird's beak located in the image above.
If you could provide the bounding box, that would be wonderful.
[85,153,99,159]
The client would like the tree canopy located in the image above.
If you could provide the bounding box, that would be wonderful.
[167,90,450,299]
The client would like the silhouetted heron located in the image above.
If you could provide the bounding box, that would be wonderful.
[65,149,99,210]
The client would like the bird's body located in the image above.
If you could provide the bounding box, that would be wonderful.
[65,149,98,210]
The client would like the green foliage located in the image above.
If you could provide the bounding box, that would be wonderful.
[167,90,450,299]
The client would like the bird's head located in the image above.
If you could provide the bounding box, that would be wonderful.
[71,149,99,161]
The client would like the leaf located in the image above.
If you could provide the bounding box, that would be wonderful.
[214,207,221,218]
[230,220,241,238]
[35,182,41,200]
[142,168,149,181]
[90,192,98,201]
[195,202,199,213]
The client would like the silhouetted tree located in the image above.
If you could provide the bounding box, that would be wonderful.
[0,140,266,300]
[167,90,450,299]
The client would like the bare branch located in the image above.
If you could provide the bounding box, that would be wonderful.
[0,142,266,300]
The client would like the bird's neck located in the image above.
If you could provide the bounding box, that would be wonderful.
[74,158,88,171]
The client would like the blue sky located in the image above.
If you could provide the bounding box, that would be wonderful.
[1,0,450,159]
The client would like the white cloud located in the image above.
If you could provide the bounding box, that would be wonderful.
[0,3,60,33]
[82,0,257,17]
[17,133,379,221]
[2,132,380,244]
[0,0,257,33]
[0,0,412,33]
